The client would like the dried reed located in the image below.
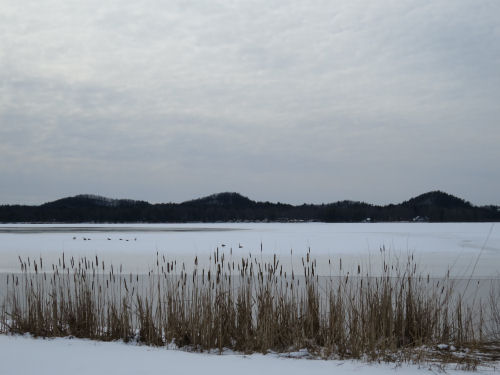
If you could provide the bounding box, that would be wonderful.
[1,248,498,366]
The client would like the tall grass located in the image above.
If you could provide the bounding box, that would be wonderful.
[1,248,498,365]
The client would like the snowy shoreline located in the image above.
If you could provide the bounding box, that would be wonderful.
[1,334,498,375]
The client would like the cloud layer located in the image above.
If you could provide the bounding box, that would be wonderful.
[1,0,499,205]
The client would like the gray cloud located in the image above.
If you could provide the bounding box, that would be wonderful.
[1,0,499,205]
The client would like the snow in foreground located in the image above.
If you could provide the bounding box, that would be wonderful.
[0,335,497,375]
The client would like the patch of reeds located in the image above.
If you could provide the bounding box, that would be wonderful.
[1,248,498,366]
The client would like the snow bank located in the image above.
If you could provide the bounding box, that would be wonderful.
[0,334,497,375]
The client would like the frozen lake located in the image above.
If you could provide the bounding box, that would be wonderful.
[0,222,498,277]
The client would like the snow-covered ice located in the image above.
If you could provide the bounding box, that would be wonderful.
[0,222,498,277]
[0,334,497,375]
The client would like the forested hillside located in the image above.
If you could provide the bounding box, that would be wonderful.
[0,191,498,223]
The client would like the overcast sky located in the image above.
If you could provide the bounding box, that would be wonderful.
[1,0,499,206]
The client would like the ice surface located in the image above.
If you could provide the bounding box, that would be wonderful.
[0,223,498,277]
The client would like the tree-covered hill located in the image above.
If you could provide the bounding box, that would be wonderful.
[0,191,498,223]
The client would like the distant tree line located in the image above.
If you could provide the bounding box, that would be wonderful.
[0,191,499,223]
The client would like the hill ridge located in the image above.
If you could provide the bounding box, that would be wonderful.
[1,191,498,223]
